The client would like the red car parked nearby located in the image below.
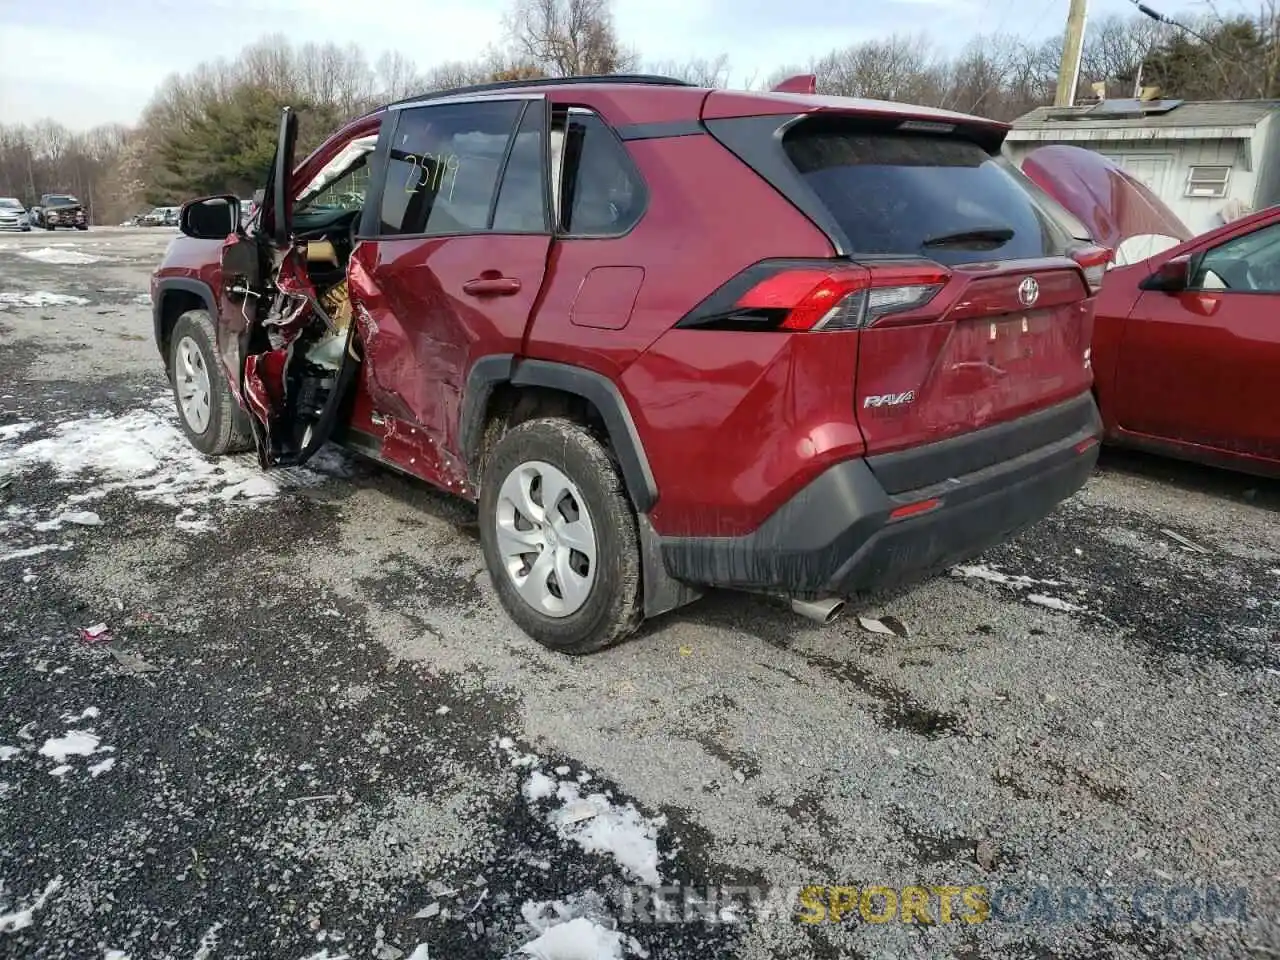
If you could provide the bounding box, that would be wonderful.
[1024,145,1280,478]
[151,75,1106,653]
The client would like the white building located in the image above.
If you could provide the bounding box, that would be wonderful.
[1005,99,1280,235]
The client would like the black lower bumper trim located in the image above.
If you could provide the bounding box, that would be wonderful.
[660,394,1101,597]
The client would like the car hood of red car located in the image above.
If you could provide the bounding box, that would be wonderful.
[1020,144,1193,266]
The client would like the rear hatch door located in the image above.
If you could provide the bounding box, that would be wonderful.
[776,116,1100,471]
[1020,144,1192,265]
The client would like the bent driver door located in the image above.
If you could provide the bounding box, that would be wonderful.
[348,95,553,486]
[216,107,297,404]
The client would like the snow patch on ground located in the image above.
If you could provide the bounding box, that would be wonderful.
[499,737,666,886]
[1027,594,1083,613]
[547,781,665,886]
[518,892,644,960]
[519,916,625,959]
[38,730,103,762]
[951,564,1061,589]
[0,422,36,442]
[0,746,21,761]
[88,756,117,777]
[32,509,101,532]
[18,247,103,265]
[0,543,72,563]
[523,770,558,802]
[0,876,62,933]
[0,406,345,534]
[0,290,90,308]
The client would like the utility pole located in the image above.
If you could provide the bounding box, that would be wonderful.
[1055,0,1090,107]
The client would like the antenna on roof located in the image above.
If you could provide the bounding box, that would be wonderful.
[771,74,817,94]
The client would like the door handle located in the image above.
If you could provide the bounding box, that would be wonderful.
[463,276,521,296]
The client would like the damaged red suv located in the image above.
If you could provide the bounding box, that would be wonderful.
[151,75,1106,654]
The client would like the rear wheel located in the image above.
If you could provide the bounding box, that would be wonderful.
[479,418,643,655]
[168,309,253,456]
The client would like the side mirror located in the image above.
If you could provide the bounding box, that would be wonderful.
[180,195,241,240]
[1140,253,1192,293]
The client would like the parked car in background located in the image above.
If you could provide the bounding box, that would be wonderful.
[32,194,88,230]
[153,75,1106,653]
[1023,145,1279,477]
[0,197,31,231]
[141,206,181,227]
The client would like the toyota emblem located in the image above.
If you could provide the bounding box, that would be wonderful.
[1017,276,1040,308]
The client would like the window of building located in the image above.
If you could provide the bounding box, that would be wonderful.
[1185,165,1231,199]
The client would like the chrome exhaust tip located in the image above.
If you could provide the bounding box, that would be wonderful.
[790,597,846,625]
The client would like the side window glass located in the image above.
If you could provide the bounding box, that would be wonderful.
[1192,221,1280,293]
[491,104,549,233]
[552,109,645,236]
[379,100,522,237]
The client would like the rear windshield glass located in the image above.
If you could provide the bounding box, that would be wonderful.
[782,128,1072,265]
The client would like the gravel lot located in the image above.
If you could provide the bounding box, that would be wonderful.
[1,227,1278,959]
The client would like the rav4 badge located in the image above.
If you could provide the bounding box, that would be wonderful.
[864,391,916,409]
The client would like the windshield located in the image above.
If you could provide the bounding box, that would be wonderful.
[46,195,78,206]
[782,123,1073,266]
[0,198,22,209]
[296,135,378,209]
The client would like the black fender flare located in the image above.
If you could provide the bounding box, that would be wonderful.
[460,356,658,513]
[153,277,219,361]
[460,355,700,619]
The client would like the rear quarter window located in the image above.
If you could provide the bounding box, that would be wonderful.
[783,127,1073,266]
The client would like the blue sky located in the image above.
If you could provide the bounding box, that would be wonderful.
[0,0,1242,129]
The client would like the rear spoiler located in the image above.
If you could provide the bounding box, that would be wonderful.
[771,74,817,95]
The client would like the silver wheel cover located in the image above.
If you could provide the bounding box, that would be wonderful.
[495,460,598,618]
[175,335,212,434]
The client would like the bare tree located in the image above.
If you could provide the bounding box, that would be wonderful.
[376,50,425,101]
[1079,13,1161,97]
[504,0,639,76]
[647,54,732,87]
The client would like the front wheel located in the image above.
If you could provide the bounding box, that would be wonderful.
[168,309,253,456]
[479,418,643,655]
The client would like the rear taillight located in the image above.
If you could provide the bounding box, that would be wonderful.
[677,260,949,332]
[1070,245,1113,294]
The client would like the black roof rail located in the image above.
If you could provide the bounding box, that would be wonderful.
[387,73,694,109]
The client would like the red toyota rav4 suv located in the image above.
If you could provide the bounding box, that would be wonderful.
[151,75,1106,654]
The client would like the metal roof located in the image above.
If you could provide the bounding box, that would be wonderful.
[1011,99,1280,134]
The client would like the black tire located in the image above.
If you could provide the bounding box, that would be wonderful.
[44,223,53,231]
[75,224,88,231]
[168,309,254,456]
[479,417,644,655]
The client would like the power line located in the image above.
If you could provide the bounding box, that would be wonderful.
[1125,0,1242,91]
